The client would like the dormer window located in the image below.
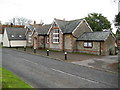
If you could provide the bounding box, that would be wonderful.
[19,35,22,37]
[11,35,14,37]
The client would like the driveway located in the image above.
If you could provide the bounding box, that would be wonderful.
[2,48,119,88]
[72,55,118,73]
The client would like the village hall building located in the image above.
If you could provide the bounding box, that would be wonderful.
[2,18,116,56]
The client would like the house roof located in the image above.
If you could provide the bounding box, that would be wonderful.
[55,19,83,34]
[77,31,111,41]
[5,27,27,40]
[26,25,35,30]
[35,24,51,35]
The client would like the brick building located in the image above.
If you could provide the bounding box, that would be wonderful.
[47,18,93,52]
[77,31,116,55]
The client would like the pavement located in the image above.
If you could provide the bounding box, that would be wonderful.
[2,48,119,88]
[12,47,119,73]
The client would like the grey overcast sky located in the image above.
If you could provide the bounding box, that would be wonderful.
[0,0,118,33]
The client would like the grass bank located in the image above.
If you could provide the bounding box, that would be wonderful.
[0,67,34,89]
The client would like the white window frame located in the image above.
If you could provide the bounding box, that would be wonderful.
[84,42,93,48]
[53,29,59,43]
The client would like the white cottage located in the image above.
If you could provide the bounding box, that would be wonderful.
[0,24,3,44]
[3,27,27,47]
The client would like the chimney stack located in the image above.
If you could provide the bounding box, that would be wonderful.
[34,21,36,25]
[10,23,13,27]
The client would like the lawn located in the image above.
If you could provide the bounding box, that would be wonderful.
[0,67,34,89]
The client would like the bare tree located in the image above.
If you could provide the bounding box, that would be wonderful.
[9,17,33,25]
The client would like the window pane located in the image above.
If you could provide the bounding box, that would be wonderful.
[53,39,59,43]
[84,42,87,47]
[54,29,59,33]
[54,34,58,37]
[11,35,14,37]
[19,35,22,37]
[88,42,92,47]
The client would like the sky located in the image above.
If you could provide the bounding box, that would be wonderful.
[0,0,118,33]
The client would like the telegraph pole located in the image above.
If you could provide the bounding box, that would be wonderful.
[114,0,120,13]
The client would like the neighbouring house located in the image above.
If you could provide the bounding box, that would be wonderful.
[32,24,51,49]
[0,24,3,44]
[3,27,27,47]
[76,31,116,55]
[25,25,35,47]
[47,18,93,52]
[25,22,45,47]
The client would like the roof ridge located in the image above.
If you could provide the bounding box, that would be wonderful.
[55,18,83,22]
[84,31,110,34]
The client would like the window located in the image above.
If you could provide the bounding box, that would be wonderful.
[47,36,49,43]
[19,35,22,37]
[29,37,31,39]
[28,40,31,43]
[54,29,59,33]
[84,42,87,47]
[88,42,92,47]
[11,35,14,37]
[53,29,59,43]
[29,34,32,37]
[84,42,93,48]
[54,22,57,27]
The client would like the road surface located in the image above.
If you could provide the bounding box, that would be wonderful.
[2,48,119,88]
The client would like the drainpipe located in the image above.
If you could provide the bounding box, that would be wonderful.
[100,42,101,55]
[44,36,46,49]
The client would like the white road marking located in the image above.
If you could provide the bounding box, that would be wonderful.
[23,59,38,65]
[22,58,98,84]
[51,68,99,84]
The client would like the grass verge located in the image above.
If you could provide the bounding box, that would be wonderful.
[0,66,34,88]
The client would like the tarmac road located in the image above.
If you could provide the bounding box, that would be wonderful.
[2,48,119,88]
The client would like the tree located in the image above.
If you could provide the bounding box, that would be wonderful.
[9,17,33,25]
[85,13,111,31]
[114,12,120,27]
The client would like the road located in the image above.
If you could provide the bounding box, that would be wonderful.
[2,48,119,88]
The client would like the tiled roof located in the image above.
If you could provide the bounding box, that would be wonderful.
[55,19,83,34]
[35,24,51,35]
[5,27,27,40]
[77,31,111,41]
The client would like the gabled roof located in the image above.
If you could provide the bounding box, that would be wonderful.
[5,27,27,40]
[35,24,51,35]
[77,31,111,41]
[54,19,83,34]
[25,25,35,31]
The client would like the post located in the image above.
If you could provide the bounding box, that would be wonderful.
[24,46,26,51]
[65,52,67,60]
[34,49,36,53]
[47,50,49,56]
